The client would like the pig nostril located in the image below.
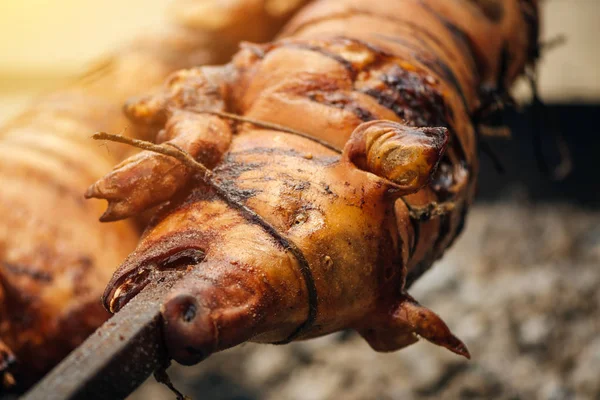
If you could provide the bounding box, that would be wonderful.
[182,302,197,323]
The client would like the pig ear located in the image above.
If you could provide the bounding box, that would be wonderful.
[359,293,470,359]
[342,121,449,196]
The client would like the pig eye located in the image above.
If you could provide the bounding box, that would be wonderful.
[158,248,205,270]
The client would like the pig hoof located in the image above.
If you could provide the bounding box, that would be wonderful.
[359,293,470,359]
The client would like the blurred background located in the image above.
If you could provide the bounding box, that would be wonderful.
[1,1,599,399]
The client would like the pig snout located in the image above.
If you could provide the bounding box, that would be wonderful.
[160,261,272,365]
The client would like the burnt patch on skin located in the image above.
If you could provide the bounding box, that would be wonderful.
[216,183,259,204]
[362,65,448,128]
[375,34,469,114]
[212,156,265,203]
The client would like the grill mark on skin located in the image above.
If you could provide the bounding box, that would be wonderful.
[280,42,357,77]
[285,36,389,76]
[373,25,476,89]
[382,68,446,125]
[340,36,391,55]
[397,19,469,68]
[416,0,485,78]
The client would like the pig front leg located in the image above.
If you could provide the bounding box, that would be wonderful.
[358,293,470,359]
[86,67,232,221]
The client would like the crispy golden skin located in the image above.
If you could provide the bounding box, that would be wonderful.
[0,0,309,390]
[91,0,539,366]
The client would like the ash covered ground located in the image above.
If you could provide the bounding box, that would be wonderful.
[133,199,600,400]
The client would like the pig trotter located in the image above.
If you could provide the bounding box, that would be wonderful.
[360,293,470,359]
[86,68,232,221]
